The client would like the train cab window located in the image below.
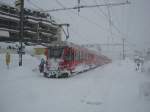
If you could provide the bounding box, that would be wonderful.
[48,47,63,58]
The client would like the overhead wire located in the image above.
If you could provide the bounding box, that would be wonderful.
[93,0,128,39]
[26,0,80,40]
[82,0,125,39]
[55,0,65,8]
[105,0,113,42]
[27,0,128,38]
[26,0,44,11]
[83,0,125,49]
[54,0,90,40]
[42,1,130,13]
[26,0,127,41]
[54,0,130,46]
[82,0,108,25]
[55,0,134,56]
[92,0,134,56]
[53,0,109,41]
[28,0,128,38]
[54,0,116,35]
[124,0,135,48]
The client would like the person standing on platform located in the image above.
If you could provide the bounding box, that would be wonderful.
[5,51,11,69]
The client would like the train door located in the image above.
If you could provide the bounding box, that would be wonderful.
[63,47,75,72]
[70,48,75,70]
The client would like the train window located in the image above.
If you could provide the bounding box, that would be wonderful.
[71,49,74,61]
[75,51,80,61]
[64,48,74,61]
[84,53,87,60]
[80,51,84,61]
[48,47,63,58]
[79,51,82,61]
[83,52,86,60]
[77,51,81,61]
[64,55,70,61]
[88,54,91,60]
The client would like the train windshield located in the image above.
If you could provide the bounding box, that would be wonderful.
[48,47,64,58]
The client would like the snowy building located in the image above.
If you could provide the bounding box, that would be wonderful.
[0,3,62,43]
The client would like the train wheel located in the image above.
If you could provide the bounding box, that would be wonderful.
[44,72,50,78]
[61,73,69,78]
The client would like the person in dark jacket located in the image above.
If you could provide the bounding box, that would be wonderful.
[39,58,45,73]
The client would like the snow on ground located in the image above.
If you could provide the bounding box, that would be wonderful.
[0,54,150,112]
[144,60,150,74]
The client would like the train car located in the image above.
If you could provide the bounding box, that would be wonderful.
[43,41,111,78]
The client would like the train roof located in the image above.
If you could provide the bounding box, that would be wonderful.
[43,41,111,60]
[45,41,81,48]
[45,41,101,55]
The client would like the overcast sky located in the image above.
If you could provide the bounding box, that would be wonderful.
[1,0,150,51]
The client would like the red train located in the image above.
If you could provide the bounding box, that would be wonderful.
[43,41,111,78]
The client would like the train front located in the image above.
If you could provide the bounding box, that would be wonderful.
[43,45,69,78]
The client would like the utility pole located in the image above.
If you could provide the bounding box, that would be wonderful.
[122,38,125,60]
[105,0,112,53]
[37,23,40,42]
[106,0,113,43]
[78,0,80,14]
[16,0,24,66]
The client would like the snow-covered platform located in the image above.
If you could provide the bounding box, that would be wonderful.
[0,54,150,112]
